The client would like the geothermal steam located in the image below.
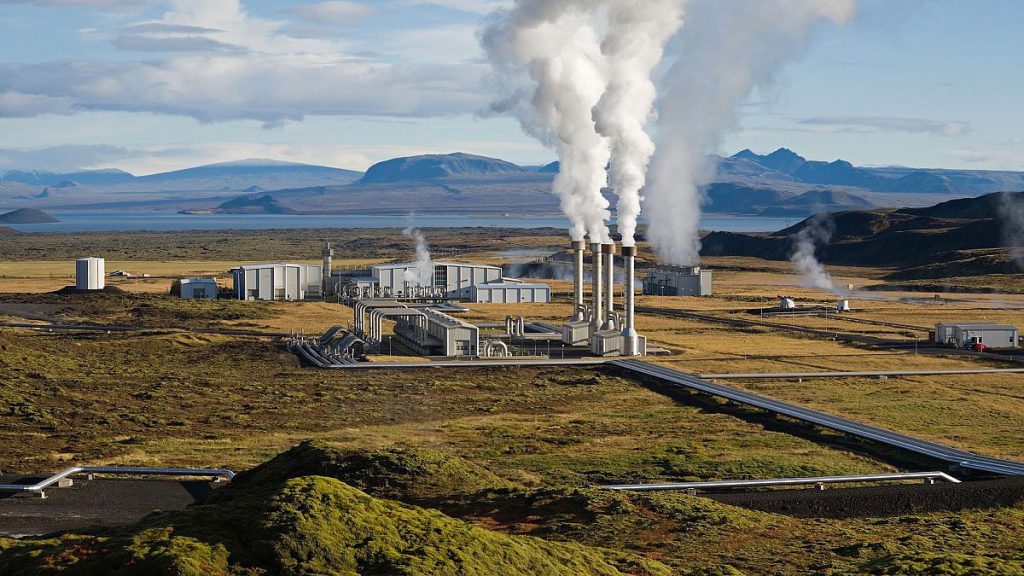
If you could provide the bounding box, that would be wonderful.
[592,0,685,247]
[482,0,613,243]
[402,226,434,286]
[644,0,856,265]
[999,192,1024,270]
[790,213,835,291]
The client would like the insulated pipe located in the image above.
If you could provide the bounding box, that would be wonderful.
[621,246,638,356]
[602,243,616,330]
[571,240,586,321]
[590,243,603,332]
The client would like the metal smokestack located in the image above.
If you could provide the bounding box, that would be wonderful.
[322,241,333,296]
[572,240,586,321]
[602,243,616,330]
[621,245,639,356]
[590,242,603,332]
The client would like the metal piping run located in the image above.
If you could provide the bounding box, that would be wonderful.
[0,466,236,498]
[590,242,603,331]
[572,240,586,321]
[621,246,638,356]
[602,471,961,492]
[602,243,616,330]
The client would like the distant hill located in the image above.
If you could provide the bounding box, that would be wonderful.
[701,191,1024,279]
[705,183,872,216]
[138,159,362,189]
[0,168,135,187]
[0,226,18,235]
[359,153,526,184]
[717,148,1024,195]
[215,194,297,214]
[0,208,59,224]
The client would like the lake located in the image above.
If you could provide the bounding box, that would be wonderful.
[6,212,801,234]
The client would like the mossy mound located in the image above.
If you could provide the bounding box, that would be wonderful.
[0,476,670,575]
[228,440,515,500]
[857,551,1024,575]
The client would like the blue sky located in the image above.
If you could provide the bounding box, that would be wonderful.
[0,0,1021,174]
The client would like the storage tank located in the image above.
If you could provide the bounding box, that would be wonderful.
[837,299,851,312]
[76,257,105,291]
[780,297,796,310]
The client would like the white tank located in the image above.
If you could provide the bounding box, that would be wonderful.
[780,297,796,310]
[837,299,851,312]
[76,257,105,291]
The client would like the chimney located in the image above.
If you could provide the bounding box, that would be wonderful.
[571,240,586,321]
[602,243,616,330]
[322,241,333,296]
[590,242,603,332]
[621,246,639,356]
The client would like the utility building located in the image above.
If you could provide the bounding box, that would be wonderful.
[76,257,105,291]
[469,280,551,304]
[370,262,502,299]
[643,266,713,297]
[179,278,218,300]
[232,263,322,301]
[934,323,1019,349]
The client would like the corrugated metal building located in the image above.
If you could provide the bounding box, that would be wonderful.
[470,280,551,304]
[180,278,218,300]
[76,257,105,291]
[934,323,1019,349]
[371,262,502,299]
[643,266,713,297]
[232,263,322,301]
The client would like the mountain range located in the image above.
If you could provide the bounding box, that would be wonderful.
[3,149,1024,217]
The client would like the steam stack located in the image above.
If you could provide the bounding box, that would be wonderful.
[590,242,604,333]
[621,246,639,356]
[571,240,586,321]
[322,241,333,296]
[602,243,616,330]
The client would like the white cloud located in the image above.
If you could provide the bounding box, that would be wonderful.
[799,115,972,137]
[288,1,374,27]
[394,0,511,15]
[0,0,488,125]
[0,144,130,171]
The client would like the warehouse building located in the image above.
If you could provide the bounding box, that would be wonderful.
[232,263,323,301]
[179,278,218,300]
[470,280,550,304]
[76,257,105,291]
[370,261,502,299]
[643,266,713,297]
[934,323,1019,349]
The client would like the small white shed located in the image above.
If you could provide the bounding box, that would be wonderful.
[180,278,218,300]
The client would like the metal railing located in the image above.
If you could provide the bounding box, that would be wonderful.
[602,471,961,492]
[0,466,235,498]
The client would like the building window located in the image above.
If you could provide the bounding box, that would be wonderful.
[433,266,447,288]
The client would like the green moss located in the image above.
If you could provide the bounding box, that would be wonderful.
[0,454,669,575]
[229,441,515,501]
[854,552,1024,576]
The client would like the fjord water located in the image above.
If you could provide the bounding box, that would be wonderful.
[8,212,799,233]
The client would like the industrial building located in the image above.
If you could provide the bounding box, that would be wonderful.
[369,261,502,299]
[331,260,549,304]
[179,278,218,300]
[469,280,550,304]
[232,263,322,301]
[643,265,713,296]
[934,323,1019,349]
[75,257,105,291]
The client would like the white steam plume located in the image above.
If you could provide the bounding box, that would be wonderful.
[482,0,612,242]
[789,213,836,292]
[402,226,434,286]
[592,0,685,247]
[645,0,856,265]
[999,192,1024,270]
